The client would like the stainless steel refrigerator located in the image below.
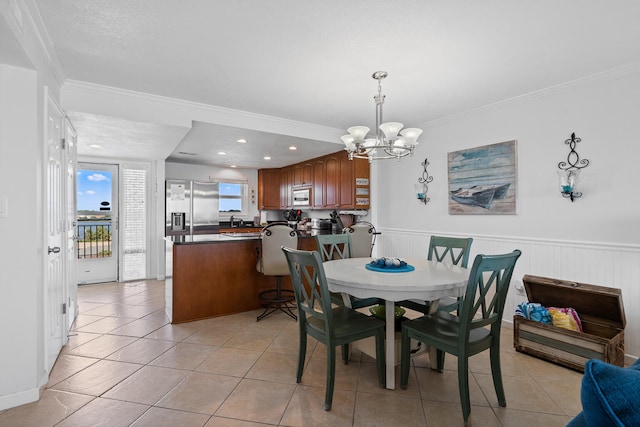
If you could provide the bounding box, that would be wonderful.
[166,180,219,235]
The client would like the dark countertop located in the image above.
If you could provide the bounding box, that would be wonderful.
[166,228,338,245]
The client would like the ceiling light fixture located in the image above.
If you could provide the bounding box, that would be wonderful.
[237,138,247,143]
[342,71,422,162]
[218,151,226,155]
[264,156,271,160]
[289,146,297,150]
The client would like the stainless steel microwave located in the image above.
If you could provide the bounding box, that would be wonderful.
[293,187,311,206]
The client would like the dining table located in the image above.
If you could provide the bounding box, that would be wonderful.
[323,257,469,389]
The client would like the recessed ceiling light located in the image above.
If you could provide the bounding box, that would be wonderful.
[218,151,226,155]
[89,144,102,148]
[264,156,271,160]
[237,138,247,143]
[289,146,297,150]
[230,165,237,168]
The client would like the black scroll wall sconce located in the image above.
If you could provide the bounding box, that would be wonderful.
[415,158,433,204]
[557,132,589,202]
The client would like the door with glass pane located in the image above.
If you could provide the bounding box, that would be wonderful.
[76,163,118,283]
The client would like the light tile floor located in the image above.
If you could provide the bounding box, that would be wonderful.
[0,280,583,426]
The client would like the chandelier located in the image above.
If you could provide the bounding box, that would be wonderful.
[341,71,422,162]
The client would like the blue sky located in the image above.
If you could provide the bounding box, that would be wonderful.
[77,170,112,211]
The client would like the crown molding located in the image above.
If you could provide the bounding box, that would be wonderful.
[63,79,345,143]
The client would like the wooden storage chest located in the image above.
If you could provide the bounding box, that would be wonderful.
[513,275,626,372]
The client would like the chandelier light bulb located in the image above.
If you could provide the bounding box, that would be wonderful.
[379,122,404,139]
[400,128,423,145]
[347,126,370,142]
[340,134,356,150]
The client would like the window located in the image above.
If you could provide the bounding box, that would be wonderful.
[219,181,248,217]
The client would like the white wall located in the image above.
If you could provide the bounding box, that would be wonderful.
[372,70,640,360]
[0,64,43,409]
[0,0,66,408]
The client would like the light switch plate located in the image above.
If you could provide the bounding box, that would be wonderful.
[0,198,8,217]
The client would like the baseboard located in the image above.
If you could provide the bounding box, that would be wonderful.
[0,387,40,411]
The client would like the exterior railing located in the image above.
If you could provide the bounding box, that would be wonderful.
[77,223,112,259]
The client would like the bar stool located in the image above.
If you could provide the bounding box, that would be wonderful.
[344,222,378,257]
[256,223,298,321]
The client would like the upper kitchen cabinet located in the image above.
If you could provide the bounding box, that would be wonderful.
[312,158,325,208]
[350,153,371,210]
[257,150,370,210]
[258,168,282,210]
[326,150,370,210]
[324,154,339,208]
[293,163,313,187]
[280,166,294,208]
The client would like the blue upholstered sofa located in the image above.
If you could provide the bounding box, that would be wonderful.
[567,358,640,426]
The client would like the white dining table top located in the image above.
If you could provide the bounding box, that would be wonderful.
[323,257,468,302]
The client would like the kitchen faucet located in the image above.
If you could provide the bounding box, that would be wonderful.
[230,215,243,228]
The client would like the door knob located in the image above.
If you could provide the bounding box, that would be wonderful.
[48,246,61,254]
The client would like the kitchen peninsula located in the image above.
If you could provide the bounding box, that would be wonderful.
[165,231,318,323]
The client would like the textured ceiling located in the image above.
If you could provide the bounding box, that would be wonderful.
[29,0,640,167]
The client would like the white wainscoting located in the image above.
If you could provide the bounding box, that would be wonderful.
[374,228,640,361]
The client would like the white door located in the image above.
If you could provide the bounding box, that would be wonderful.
[64,119,78,328]
[44,90,66,372]
[76,163,119,284]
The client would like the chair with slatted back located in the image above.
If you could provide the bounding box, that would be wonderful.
[282,246,386,411]
[399,236,473,314]
[400,250,522,427]
[316,233,351,262]
[315,233,383,309]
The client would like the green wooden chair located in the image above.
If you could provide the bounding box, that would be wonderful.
[282,246,386,411]
[399,236,473,314]
[315,233,382,309]
[400,250,522,427]
[315,233,352,262]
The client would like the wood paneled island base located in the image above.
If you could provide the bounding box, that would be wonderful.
[168,237,293,323]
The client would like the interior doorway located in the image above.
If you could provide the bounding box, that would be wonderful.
[76,163,119,284]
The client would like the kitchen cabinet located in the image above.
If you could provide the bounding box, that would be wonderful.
[313,159,325,208]
[324,154,339,208]
[280,166,294,208]
[322,150,369,209]
[257,150,370,211]
[293,163,313,187]
[258,168,281,210]
[337,151,370,209]
[339,152,355,208]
